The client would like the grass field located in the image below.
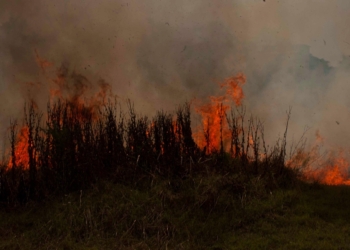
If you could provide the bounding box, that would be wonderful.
[1,177,350,250]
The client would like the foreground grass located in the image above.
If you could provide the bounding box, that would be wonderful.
[227,184,350,249]
[1,177,350,250]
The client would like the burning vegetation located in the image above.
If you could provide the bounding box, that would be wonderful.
[0,59,350,206]
[194,73,245,154]
[287,132,350,186]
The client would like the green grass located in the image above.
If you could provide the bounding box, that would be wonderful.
[1,177,350,250]
[227,184,350,250]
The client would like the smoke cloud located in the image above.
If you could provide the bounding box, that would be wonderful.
[1,0,350,154]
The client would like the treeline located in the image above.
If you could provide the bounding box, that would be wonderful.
[0,99,297,206]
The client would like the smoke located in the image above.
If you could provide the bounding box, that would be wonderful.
[1,0,350,154]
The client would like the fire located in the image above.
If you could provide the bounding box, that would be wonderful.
[195,97,229,153]
[220,73,246,106]
[303,154,350,185]
[288,131,350,185]
[6,51,350,187]
[194,74,246,153]
[49,67,113,121]
[8,126,30,170]
[6,53,114,170]
[37,60,113,130]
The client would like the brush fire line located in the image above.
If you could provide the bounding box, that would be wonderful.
[3,57,350,191]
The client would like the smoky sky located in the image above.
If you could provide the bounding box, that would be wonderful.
[1,0,350,153]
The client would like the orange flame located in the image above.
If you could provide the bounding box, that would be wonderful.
[303,155,350,185]
[194,73,246,153]
[8,126,30,170]
[220,73,246,106]
[6,54,115,170]
[287,131,350,185]
[48,65,114,121]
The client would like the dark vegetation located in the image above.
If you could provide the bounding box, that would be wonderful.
[0,99,297,205]
[0,98,311,249]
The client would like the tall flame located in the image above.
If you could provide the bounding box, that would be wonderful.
[6,53,114,170]
[194,73,246,153]
[6,52,350,186]
[8,126,30,170]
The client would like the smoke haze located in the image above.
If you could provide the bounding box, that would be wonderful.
[1,0,350,154]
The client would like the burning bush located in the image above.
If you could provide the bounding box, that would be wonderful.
[1,61,346,207]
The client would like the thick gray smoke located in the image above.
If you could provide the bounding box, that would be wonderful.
[1,0,350,156]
